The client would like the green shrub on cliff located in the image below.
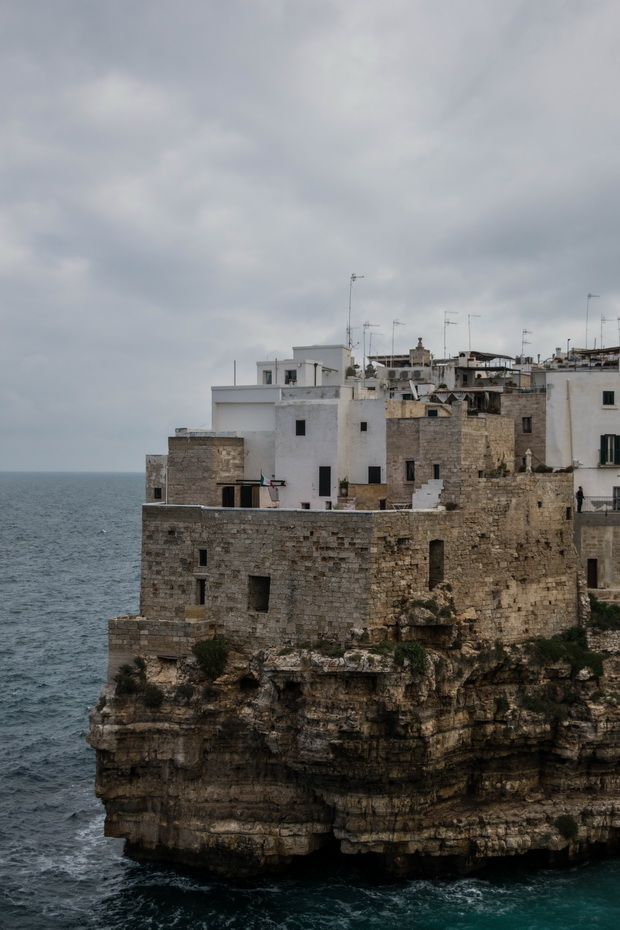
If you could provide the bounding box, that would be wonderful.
[589,595,620,631]
[192,636,228,679]
[143,684,164,709]
[394,641,428,673]
[555,814,578,840]
[529,628,603,678]
[114,663,139,695]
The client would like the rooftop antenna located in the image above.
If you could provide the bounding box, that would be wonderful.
[521,329,532,358]
[601,315,611,349]
[585,293,599,349]
[391,320,404,368]
[368,329,382,360]
[443,310,458,359]
[467,314,480,353]
[362,321,379,378]
[347,274,364,348]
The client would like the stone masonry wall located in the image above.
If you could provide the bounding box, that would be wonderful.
[500,392,547,471]
[133,474,580,659]
[166,435,245,507]
[145,454,167,503]
[575,513,620,589]
[386,405,514,505]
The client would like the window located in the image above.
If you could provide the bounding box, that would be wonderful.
[427,409,438,417]
[296,419,306,436]
[318,466,331,496]
[153,487,162,500]
[603,391,615,406]
[600,434,620,465]
[405,460,415,482]
[522,417,532,433]
[198,549,207,567]
[360,421,368,432]
[285,369,297,384]
[301,502,310,509]
[197,579,206,605]
[368,466,381,484]
[262,370,273,384]
[248,575,270,612]
[222,486,235,507]
[433,464,441,480]
[325,500,332,510]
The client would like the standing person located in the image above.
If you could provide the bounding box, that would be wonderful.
[576,486,584,513]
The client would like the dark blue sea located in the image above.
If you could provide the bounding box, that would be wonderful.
[1,472,619,929]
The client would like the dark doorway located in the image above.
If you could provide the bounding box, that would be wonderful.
[319,466,331,497]
[240,485,255,508]
[368,466,381,484]
[222,486,235,507]
[587,559,598,589]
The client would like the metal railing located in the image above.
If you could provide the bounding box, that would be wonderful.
[580,496,620,513]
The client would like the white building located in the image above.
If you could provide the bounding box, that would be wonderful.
[535,348,620,504]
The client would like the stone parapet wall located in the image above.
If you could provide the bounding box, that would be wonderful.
[108,614,214,680]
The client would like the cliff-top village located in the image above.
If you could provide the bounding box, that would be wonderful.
[89,335,620,878]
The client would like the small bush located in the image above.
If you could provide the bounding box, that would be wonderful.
[175,683,194,702]
[534,463,553,473]
[114,663,139,696]
[370,641,395,657]
[143,684,164,709]
[555,814,578,840]
[394,641,428,673]
[133,656,147,679]
[315,641,345,658]
[589,594,620,631]
[192,636,228,679]
[521,694,567,721]
[529,629,603,678]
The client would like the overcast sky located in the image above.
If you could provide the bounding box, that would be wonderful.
[2,0,619,470]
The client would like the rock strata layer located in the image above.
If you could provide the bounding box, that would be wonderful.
[89,621,620,878]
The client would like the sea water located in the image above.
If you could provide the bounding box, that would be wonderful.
[0,472,619,930]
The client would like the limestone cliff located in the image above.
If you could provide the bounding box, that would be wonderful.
[88,603,620,878]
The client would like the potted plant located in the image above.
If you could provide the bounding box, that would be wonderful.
[339,477,349,497]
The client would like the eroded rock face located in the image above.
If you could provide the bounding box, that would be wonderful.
[88,625,620,878]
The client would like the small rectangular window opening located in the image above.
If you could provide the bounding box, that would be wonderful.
[296,419,306,436]
[153,487,162,500]
[522,417,532,433]
[248,575,270,612]
[405,460,415,482]
[603,391,615,406]
[566,507,572,520]
[285,369,297,384]
[360,421,368,432]
[197,578,206,605]
[427,409,438,417]
[198,549,207,567]
[433,464,441,480]
[301,502,310,509]
[325,500,332,510]
[263,370,273,384]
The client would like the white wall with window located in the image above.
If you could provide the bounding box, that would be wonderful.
[545,369,620,499]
